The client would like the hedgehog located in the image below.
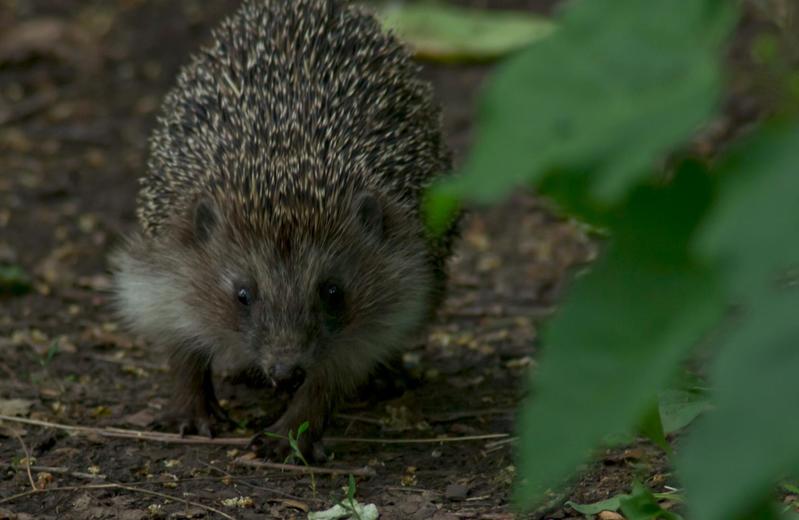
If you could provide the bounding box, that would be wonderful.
[111,0,456,460]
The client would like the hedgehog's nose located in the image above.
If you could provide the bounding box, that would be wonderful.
[268,363,305,390]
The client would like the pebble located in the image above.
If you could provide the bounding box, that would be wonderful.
[445,483,469,501]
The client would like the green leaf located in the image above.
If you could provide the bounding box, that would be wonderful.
[378,2,554,63]
[297,421,310,437]
[567,494,629,515]
[40,341,60,367]
[782,482,799,495]
[348,474,357,502]
[568,488,683,517]
[0,264,32,295]
[345,474,362,520]
[427,0,736,227]
[620,483,683,520]
[678,293,799,520]
[697,122,799,298]
[261,431,286,440]
[638,403,670,453]
[658,388,711,434]
[514,168,723,507]
[677,123,799,520]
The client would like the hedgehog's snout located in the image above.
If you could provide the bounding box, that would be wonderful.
[267,361,305,391]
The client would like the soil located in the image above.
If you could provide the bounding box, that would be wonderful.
[0,1,766,519]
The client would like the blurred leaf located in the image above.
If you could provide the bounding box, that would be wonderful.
[426,0,736,229]
[697,123,799,298]
[0,264,32,296]
[658,388,711,434]
[752,34,780,65]
[515,168,723,507]
[378,2,554,63]
[423,186,461,237]
[620,483,683,520]
[678,123,799,520]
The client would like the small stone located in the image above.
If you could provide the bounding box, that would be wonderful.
[0,242,17,263]
[444,483,468,501]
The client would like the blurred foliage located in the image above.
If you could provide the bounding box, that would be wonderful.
[425,0,734,232]
[0,265,32,296]
[424,0,799,517]
[377,1,553,63]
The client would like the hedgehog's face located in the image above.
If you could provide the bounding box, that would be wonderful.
[183,191,433,391]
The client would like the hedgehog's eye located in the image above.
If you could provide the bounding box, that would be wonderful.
[236,286,254,306]
[318,281,346,322]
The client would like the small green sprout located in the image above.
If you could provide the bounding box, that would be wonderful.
[262,420,316,496]
[40,341,60,367]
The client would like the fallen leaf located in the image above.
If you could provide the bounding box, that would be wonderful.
[36,471,54,489]
[308,501,379,520]
[169,507,205,519]
[275,498,308,512]
[0,508,34,520]
[221,496,255,508]
[598,512,625,520]
[379,3,554,63]
[122,409,155,428]
[81,326,134,349]
[90,405,112,418]
[0,18,100,72]
[76,274,112,291]
[72,494,92,511]
[0,398,35,417]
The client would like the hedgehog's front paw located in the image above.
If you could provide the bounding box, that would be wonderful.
[155,395,230,438]
[247,421,326,464]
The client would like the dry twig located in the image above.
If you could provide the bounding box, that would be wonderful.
[0,414,509,446]
[0,462,105,480]
[325,433,509,444]
[0,415,247,446]
[0,482,235,519]
[13,431,36,491]
[232,456,376,478]
[200,461,320,503]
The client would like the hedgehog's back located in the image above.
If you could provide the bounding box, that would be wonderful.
[137,0,450,237]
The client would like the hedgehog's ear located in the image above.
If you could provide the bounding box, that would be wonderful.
[192,196,218,243]
[356,192,384,241]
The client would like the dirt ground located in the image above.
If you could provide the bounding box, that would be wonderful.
[0,1,763,519]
